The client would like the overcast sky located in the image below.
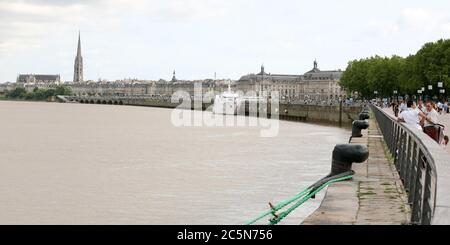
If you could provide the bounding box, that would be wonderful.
[0,0,449,82]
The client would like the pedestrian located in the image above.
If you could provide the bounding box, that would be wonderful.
[417,100,426,113]
[393,102,399,117]
[422,102,444,144]
[398,100,424,130]
[423,102,439,127]
[444,102,449,114]
[399,101,407,113]
[437,101,444,114]
[444,136,449,147]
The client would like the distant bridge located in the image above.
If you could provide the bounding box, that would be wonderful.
[60,95,212,110]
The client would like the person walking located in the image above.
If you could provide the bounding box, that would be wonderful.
[399,101,407,113]
[437,101,444,114]
[393,102,399,117]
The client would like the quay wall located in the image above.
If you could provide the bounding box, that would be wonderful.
[69,96,361,126]
[278,103,360,125]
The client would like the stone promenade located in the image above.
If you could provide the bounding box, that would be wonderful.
[302,114,410,225]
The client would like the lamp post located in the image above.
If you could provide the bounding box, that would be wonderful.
[438,81,444,102]
[427,84,433,102]
[393,90,398,103]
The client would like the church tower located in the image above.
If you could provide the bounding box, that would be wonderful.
[73,31,83,83]
[171,70,177,82]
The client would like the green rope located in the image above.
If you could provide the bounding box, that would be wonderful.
[269,175,353,225]
[246,174,353,225]
[245,187,313,225]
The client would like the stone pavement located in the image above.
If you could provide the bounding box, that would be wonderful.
[302,114,410,225]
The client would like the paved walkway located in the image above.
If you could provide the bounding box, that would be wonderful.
[382,107,450,154]
[303,115,410,225]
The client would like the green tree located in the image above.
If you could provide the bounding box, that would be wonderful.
[6,87,27,99]
[339,39,450,100]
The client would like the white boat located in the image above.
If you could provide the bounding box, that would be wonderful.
[213,84,241,115]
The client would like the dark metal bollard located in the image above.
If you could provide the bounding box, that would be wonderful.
[359,112,370,120]
[308,144,369,196]
[329,144,369,177]
[351,120,370,141]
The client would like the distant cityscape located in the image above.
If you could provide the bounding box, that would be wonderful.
[0,32,344,102]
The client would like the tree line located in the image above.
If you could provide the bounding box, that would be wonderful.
[340,39,450,100]
[2,86,72,101]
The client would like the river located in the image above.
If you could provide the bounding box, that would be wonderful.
[0,101,350,225]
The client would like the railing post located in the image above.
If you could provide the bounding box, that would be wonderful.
[405,142,418,193]
[411,153,425,224]
[390,121,396,153]
[397,131,406,178]
[402,137,412,179]
[421,163,434,225]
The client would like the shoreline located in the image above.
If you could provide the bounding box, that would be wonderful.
[0,99,355,130]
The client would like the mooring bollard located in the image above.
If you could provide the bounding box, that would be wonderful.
[246,144,370,225]
[308,144,369,195]
[350,120,370,142]
[329,144,369,176]
[359,112,370,120]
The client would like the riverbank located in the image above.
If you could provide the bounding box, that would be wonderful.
[0,86,71,102]
[63,95,363,127]
[302,112,410,225]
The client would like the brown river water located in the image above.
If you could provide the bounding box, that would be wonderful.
[0,101,349,225]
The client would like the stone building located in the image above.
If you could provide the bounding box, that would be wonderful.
[70,82,148,96]
[16,74,61,85]
[0,82,15,94]
[68,69,231,98]
[69,78,227,98]
[16,74,61,92]
[236,61,343,102]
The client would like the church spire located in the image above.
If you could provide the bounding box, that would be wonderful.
[73,31,84,83]
[77,31,82,57]
[171,70,177,82]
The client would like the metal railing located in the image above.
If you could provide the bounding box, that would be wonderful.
[372,105,450,225]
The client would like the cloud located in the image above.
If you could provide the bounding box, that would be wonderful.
[1,1,449,82]
[399,8,450,33]
[368,8,450,36]
[0,1,90,54]
[0,0,232,53]
[100,0,231,22]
